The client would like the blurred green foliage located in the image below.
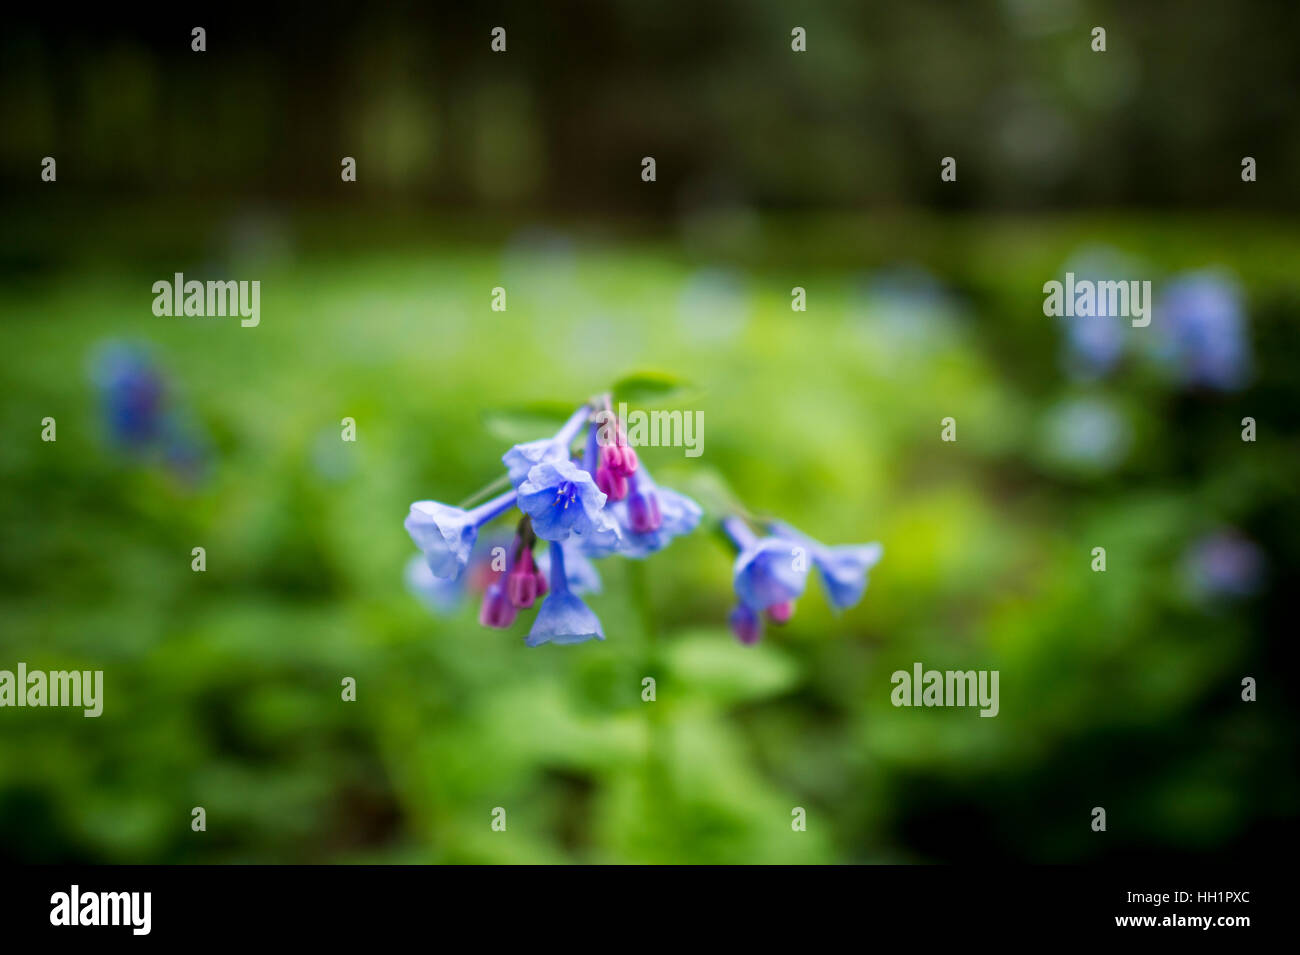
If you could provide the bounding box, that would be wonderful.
[1,209,1296,863]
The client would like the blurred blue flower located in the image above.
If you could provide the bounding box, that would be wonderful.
[722,514,882,644]
[1053,247,1149,380]
[723,517,809,613]
[91,343,165,448]
[405,533,510,616]
[404,489,518,579]
[1062,311,1125,380]
[1182,530,1264,600]
[405,554,466,614]
[89,341,211,484]
[855,266,960,354]
[768,520,883,610]
[1156,272,1251,390]
[527,541,605,647]
[1040,396,1132,473]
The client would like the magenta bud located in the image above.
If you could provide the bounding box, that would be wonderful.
[765,600,795,625]
[618,444,638,475]
[596,465,628,501]
[600,442,638,477]
[479,581,518,628]
[507,548,541,608]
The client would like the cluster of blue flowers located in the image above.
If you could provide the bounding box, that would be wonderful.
[404,398,883,647]
[721,517,883,645]
[1060,267,1251,391]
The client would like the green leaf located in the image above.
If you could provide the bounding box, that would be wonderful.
[664,628,801,704]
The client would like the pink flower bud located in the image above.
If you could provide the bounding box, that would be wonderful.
[765,600,795,624]
[479,581,518,628]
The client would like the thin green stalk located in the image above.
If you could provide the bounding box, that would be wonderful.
[457,473,512,510]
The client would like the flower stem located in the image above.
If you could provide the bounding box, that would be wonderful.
[554,403,593,453]
[467,488,519,526]
[457,472,513,509]
[721,515,758,550]
[548,540,567,594]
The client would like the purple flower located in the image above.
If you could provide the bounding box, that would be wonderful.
[1182,530,1264,600]
[405,533,511,616]
[722,515,883,644]
[581,466,702,559]
[1156,272,1251,391]
[503,405,592,487]
[1063,311,1125,380]
[517,459,618,543]
[91,343,166,448]
[527,541,605,646]
[1053,249,1146,380]
[89,341,212,484]
[768,521,883,610]
[723,517,810,613]
[404,488,518,579]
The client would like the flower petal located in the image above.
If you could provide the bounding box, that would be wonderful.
[733,538,809,611]
[814,542,883,609]
[503,438,567,487]
[404,500,477,578]
[526,590,605,646]
[404,554,465,613]
[517,460,609,542]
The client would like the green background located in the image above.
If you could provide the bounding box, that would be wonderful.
[1,2,1297,863]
